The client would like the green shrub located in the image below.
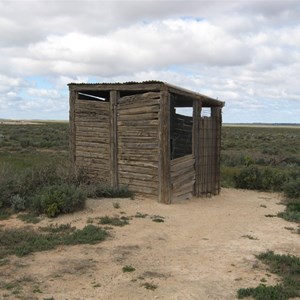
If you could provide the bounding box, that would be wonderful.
[98,215,129,227]
[237,251,300,299]
[85,183,133,199]
[31,184,86,218]
[284,178,300,200]
[122,265,135,272]
[278,203,300,223]
[234,166,288,191]
[234,166,262,190]
[10,194,26,212]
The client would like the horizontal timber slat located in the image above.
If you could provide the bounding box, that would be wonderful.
[118,160,158,168]
[76,126,109,137]
[118,129,157,137]
[173,180,195,193]
[173,192,193,201]
[118,142,158,149]
[75,141,109,147]
[118,113,158,121]
[119,178,158,188]
[117,119,159,126]
[118,164,158,175]
[75,116,109,122]
[76,99,109,108]
[76,136,109,143]
[76,147,109,159]
[76,159,109,167]
[119,171,158,181]
[118,105,159,115]
[171,157,195,173]
[76,121,109,128]
[123,184,158,195]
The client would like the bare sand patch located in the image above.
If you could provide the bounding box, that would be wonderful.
[1,188,299,300]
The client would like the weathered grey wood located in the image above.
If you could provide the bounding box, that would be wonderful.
[76,152,109,160]
[118,164,157,175]
[121,184,158,195]
[75,121,109,128]
[117,119,159,126]
[69,90,76,167]
[110,90,119,188]
[118,105,159,115]
[75,139,109,149]
[171,155,195,172]
[76,136,109,143]
[76,128,109,135]
[118,92,160,104]
[70,82,223,201]
[193,100,200,196]
[173,192,193,201]
[69,83,162,93]
[158,90,171,204]
[212,106,221,195]
[171,154,195,201]
[118,100,160,109]
[118,112,158,121]
[119,178,158,188]
[119,171,157,181]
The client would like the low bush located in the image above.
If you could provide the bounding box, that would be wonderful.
[284,178,300,200]
[85,183,133,199]
[10,194,26,212]
[31,184,86,218]
[233,166,288,192]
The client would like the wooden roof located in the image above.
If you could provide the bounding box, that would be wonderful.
[68,81,225,107]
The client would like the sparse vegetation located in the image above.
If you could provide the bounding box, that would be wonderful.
[0,224,108,259]
[135,212,148,218]
[0,122,133,219]
[85,183,133,199]
[122,265,136,272]
[237,251,300,300]
[241,235,258,240]
[98,215,129,227]
[151,215,165,223]
[221,126,300,193]
[113,202,120,209]
[17,213,40,224]
[141,282,158,290]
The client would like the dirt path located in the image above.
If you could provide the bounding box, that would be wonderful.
[1,188,300,300]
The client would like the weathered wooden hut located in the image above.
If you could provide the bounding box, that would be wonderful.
[68,81,224,204]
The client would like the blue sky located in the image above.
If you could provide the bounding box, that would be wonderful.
[0,0,299,123]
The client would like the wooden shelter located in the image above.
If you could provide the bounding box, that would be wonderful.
[68,81,224,203]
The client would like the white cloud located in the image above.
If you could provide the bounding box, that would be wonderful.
[0,0,299,122]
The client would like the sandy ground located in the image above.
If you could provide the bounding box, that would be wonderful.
[1,188,300,300]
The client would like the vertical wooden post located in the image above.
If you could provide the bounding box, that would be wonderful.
[110,90,119,188]
[69,88,76,168]
[158,90,171,204]
[193,100,201,197]
[211,106,222,195]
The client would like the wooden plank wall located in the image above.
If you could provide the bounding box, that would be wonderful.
[198,115,220,196]
[74,99,110,182]
[171,154,195,201]
[117,92,160,195]
[172,113,193,159]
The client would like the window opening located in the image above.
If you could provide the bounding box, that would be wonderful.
[201,107,211,117]
[77,90,110,101]
[170,95,193,160]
